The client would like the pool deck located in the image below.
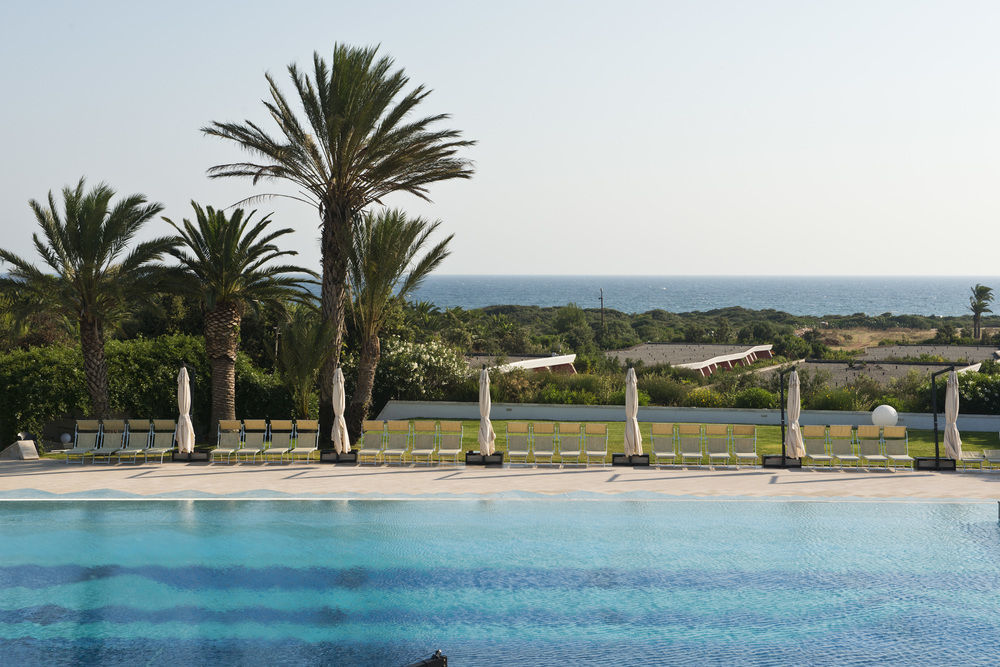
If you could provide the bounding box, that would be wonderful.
[2,460,999,499]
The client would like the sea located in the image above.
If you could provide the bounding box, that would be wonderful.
[409,275,1000,317]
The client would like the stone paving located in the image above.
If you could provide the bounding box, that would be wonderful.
[2,460,999,500]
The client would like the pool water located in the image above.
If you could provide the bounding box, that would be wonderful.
[1,499,998,666]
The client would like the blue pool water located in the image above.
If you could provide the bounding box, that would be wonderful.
[1,499,999,666]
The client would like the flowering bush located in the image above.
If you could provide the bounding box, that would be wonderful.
[363,337,473,410]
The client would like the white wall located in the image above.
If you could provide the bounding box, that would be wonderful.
[377,400,1000,432]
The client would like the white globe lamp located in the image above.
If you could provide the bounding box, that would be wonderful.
[60,433,72,445]
[871,404,898,427]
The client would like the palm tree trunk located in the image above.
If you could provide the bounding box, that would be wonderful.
[79,317,110,418]
[974,314,981,340]
[347,335,380,442]
[318,206,351,449]
[204,302,243,426]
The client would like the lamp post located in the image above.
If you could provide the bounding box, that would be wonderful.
[929,365,955,471]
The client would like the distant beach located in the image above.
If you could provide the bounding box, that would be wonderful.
[410,275,1000,317]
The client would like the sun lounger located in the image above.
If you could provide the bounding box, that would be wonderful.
[883,426,913,471]
[88,420,125,463]
[584,423,608,465]
[116,420,151,463]
[64,420,101,464]
[211,420,243,463]
[411,421,438,465]
[651,423,676,466]
[506,422,530,463]
[983,449,1000,470]
[261,420,294,462]
[802,425,832,468]
[731,425,758,468]
[145,420,178,463]
[383,421,412,464]
[960,451,985,470]
[704,424,730,467]
[829,425,858,467]
[437,421,464,463]
[557,423,582,465]
[857,425,888,469]
[532,423,556,465]
[236,420,267,462]
[677,424,703,466]
[357,420,385,464]
[284,420,319,462]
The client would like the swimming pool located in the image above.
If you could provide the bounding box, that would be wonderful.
[1,499,998,666]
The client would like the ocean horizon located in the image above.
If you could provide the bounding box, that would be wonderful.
[408,275,1000,318]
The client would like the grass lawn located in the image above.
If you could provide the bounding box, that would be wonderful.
[41,420,1000,465]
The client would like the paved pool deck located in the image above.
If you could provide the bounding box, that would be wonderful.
[2,460,999,500]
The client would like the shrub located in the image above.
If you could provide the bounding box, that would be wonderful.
[733,387,777,409]
[808,388,864,411]
[682,387,728,408]
[641,377,689,406]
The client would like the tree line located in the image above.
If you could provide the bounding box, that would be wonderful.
[0,44,473,445]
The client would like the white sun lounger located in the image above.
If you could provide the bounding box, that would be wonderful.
[357,420,385,464]
[284,420,319,462]
[532,423,556,465]
[883,426,913,471]
[64,420,101,464]
[145,420,178,463]
[116,420,151,463]
[382,421,412,465]
[236,420,267,463]
[731,425,758,468]
[677,424,703,466]
[88,420,125,464]
[650,423,675,466]
[557,423,582,465]
[584,423,608,466]
[829,425,858,467]
[704,424,731,467]
[802,425,832,468]
[506,422,530,464]
[411,421,438,465]
[437,422,464,464]
[211,420,243,463]
[261,420,294,462]
[983,449,1000,470]
[857,425,888,470]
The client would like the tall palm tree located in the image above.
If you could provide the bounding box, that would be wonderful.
[164,203,312,426]
[346,209,452,438]
[202,44,474,447]
[969,283,994,340]
[277,305,334,418]
[0,179,171,417]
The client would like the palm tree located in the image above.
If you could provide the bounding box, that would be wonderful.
[969,283,994,340]
[277,305,334,418]
[164,203,311,426]
[0,179,171,417]
[202,44,474,447]
[346,209,452,438]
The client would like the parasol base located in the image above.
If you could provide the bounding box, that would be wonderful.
[320,451,357,464]
[465,452,503,466]
[613,453,649,466]
[762,455,802,468]
[914,457,956,471]
[172,451,208,462]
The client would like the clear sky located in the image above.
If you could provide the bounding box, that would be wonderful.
[1,1,998,275]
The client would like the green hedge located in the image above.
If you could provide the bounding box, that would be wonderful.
[0,334,293,443]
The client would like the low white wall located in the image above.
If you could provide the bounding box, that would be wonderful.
[377,400,1000,432]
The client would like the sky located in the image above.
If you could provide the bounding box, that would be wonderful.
[1,0,998,276]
